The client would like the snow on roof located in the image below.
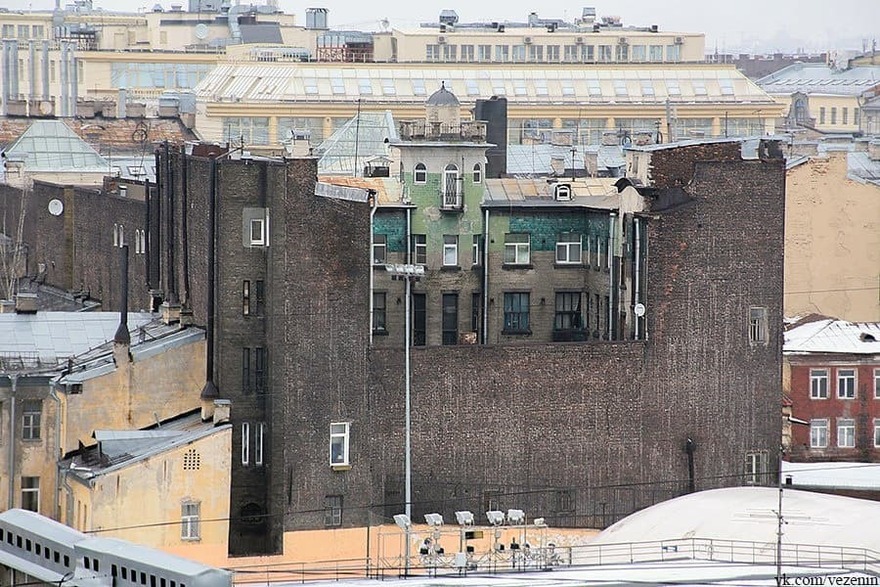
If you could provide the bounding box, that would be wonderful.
[783,461,880,490]
[784,318,880,355]
[592,487,880,552]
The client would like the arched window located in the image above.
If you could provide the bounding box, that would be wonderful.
[413,163,427,184]
[442,164,460,207]
[472,163,482,184]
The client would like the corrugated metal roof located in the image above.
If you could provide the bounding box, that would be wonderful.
[318,176,404,206]
[847,152,880,183]
[483,177,620,208]
[0,312,154,367]
[758,63,880,96]
[195,63,775,104]
[784,318,880,355]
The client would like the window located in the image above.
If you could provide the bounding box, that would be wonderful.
[241,422,251,464]
[546,45,560,62]
[649,45,663,61]
[472,235,481,266]
[442,293,458,345]
[324,495,343,527]
[181,502,200,540]
[413,294,426,347]
[512,44,526,62]
[242,280,251,315]
[837,369,856,399]
[22,400,41,440]
[615,43,628,62]
[554,292,583,331]
[372,234,387,265]
[556,233,582,264]
[503,293,530,333]
[249,218,266,246]
[495,45,509,62]
[254,422,264,466]
[837,418,855,448]
[241,348,251,393]
[471,292,481,337]
[425,44,439,61]
[819,107,826,125]
[478,45,492,62]
[21,477,39,512]
[255,280,265,316]
[598,45,612,62]
[373,292,386,333]
[413,163,427,184]
[442,235,458,266]
[472,163,482,184]
[875,368,880,399]
[810,419,828,448]
[810,369,828,399]
[631,45,646,61]
[254,348,267,394]
[442,164,460,207]
[843,107,848,125]
[831,107,837,125]
[412,234,427,265]
[330,422,350,466]
[666,44,681,62]
[503,233,530,265]
[744,451,767,485]
[460,44,474,62]
[17,25,29,39]
[748,307,768,345]
[874,419,880,448]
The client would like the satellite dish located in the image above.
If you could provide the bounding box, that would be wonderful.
[633,302,646,317]
[48,199,64,216]
[195,23,209,40]
[39,101,53,115]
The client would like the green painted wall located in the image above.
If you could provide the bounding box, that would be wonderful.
[488,210,610,252]
[374,210,407,253]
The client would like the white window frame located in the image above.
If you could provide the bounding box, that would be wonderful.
[414,163,427,184]
[810,368,829,399]
[810,419,828,448]
[21,477,39,512]
[372,234,387,265]
[874,368,880,399]
[472,235,481,266]
[181,501,200,540]
[249,218,266,247]
[22,400,41,441]
[112,223,119,247]
[874,418,880,448]
[255,422,264,466]
[241,422,250,465]
[330,422,350,466]
[472,163,482,184]
[412,234,427,265]
[837,368,856,399]
[749,307,768,345]
[503,233,530,265]
[443,235,458,267]
[744,451,766,485]
[555,233,582,264]
[837,418,855,448]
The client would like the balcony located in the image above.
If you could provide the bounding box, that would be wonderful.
[439,185,463,212]
[397,120,487,142]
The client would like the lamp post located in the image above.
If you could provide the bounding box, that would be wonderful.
[777,415,810,584]
[385,263,425,576]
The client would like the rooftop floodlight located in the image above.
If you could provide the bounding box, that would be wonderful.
[507,509,525,524]
[455,510,475,526]
[486,510,505,526]
[533,517,546,527]
[424,513,444,527]
[393,514,411,530]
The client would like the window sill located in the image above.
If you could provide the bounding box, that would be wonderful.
[554,262,583,269]
[502,264,533,270]
[372,329,389,336]
[440,265,461,272]
[502,330,532,336]
[331,464,351,472]
[181,537,202,542]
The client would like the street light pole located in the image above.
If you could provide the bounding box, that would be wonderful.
[385,263,425,577]
[777,415,809,584]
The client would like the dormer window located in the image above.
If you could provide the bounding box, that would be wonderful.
[414,163,427,184]
[473,163,482,184]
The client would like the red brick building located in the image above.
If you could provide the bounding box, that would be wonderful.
[786,317,880,461]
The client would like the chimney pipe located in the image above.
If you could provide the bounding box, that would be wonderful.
[114,245,130,344]
[200,158,219,403]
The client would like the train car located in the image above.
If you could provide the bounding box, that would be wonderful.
[73,537,232,587]
[0,508,86,586]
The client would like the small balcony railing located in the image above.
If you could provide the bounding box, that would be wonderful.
[439,186,462,211]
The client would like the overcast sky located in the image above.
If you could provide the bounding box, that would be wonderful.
[2,0,878,54]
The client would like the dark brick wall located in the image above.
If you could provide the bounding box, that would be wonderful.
[647,142,742,188]
[0,180,147,312]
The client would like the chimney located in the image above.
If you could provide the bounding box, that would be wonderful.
[208,398,230,425]
[14,293,38,314]
[114,245,131,345]
[199,157,219,410]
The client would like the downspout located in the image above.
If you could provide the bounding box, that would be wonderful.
[164,142,177,304]
[369,192,377,345]
[49,379,63,518]
[633,216,641,340]
[7,374,17,510]
[200,158,219,401]
[608,212,616,340]
[482,207,489,345]
[181,148,191,309]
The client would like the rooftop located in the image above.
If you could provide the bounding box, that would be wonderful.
[2,120,108,173]
[783,461,880,491]
[784,317,880,355]
[758,63,880,96]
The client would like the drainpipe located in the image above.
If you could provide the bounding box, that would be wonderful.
[482,208,489,345]
[608,212,616,340]
[369,192,377,344]
[28,41,36,110]
[633,216,641,340]
[200,158,219,403]
[7,375,17,510]
[49,379,63,518]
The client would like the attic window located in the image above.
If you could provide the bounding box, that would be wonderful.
[861,332,877,343]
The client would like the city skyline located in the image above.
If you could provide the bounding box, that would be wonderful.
[0,0,877,55]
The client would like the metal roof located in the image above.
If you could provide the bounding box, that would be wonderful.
[758,63,880,96]
[483,177,621,208]
[195,63,775,105]
[4,120,109,172]
[784,318,880,355]
[847,152,880,183]
[0,311,155,369]
[75,536,231,579]
[0,508,87,543]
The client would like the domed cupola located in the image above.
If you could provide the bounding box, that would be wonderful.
[425,82,461,127]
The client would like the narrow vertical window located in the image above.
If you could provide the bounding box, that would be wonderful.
[372,292,387,333]
[181,502,200,540]
[242,280,251,316]
[22,400,42,440]
[241,422,250,465]
[255,422,265,466]
[442,293,459,345]
[241,348,251,393]
[748,307,768,345]
[255,280,265,316]
[21,477,39,512]
[810,369,829,399]
[442,235,458,266]
[372,234,387,265]
[254,348,266,394]
[330,422,350,466]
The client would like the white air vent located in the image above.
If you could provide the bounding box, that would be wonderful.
[618,37,628,45]
[523,36,533,44]
[438,35,447,44]
[575,36,584,44]
[675,36,683,44]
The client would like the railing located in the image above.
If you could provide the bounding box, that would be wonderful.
[439,186,462,210]
[398,120,487,142]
